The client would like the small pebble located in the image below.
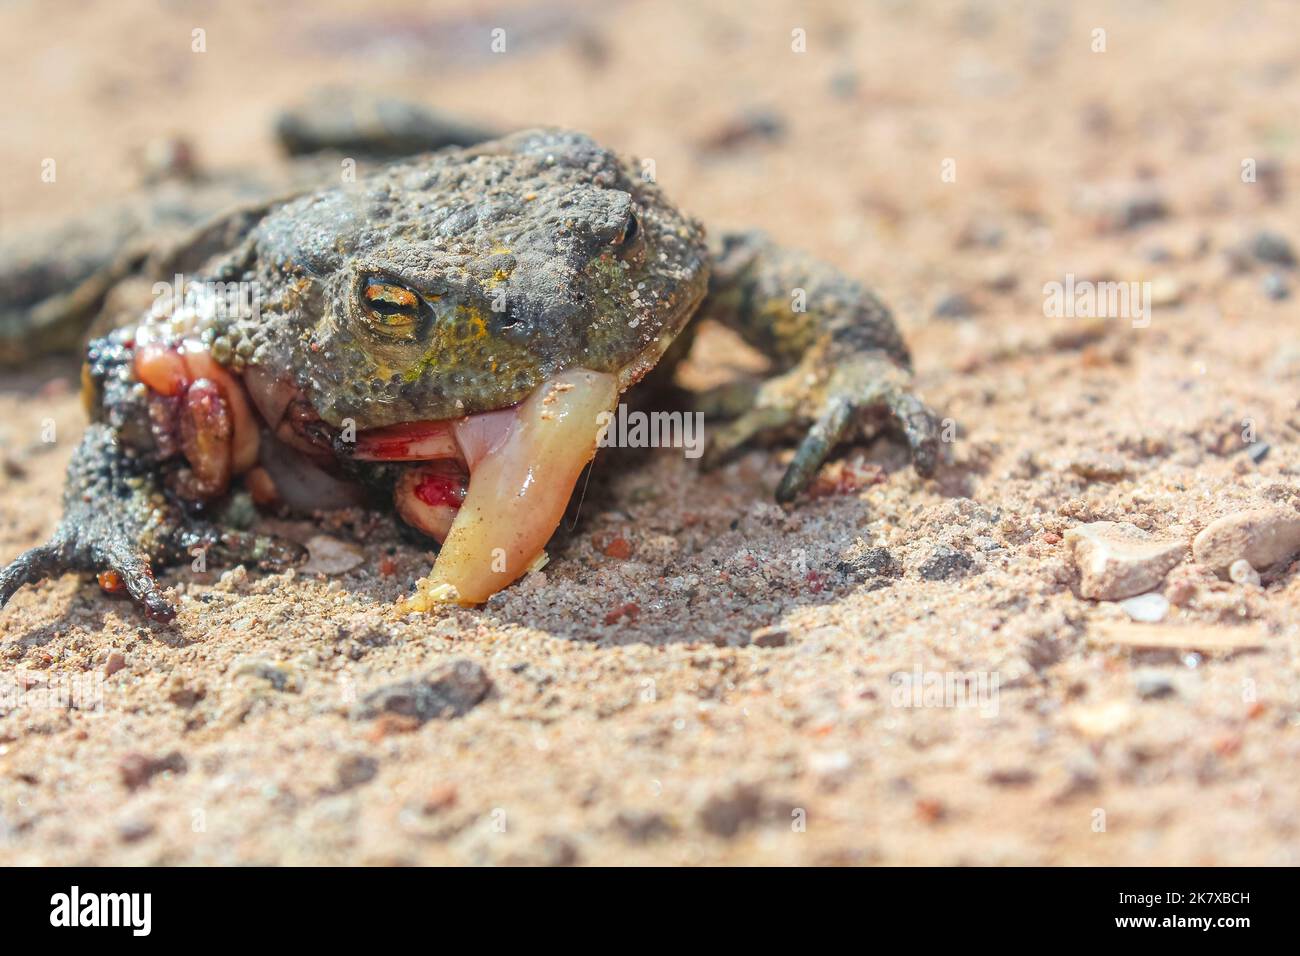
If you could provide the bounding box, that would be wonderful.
[117,819,156,844]
[698,108,785,151]
[1134,671,1177,700]
[838,546,899,585]
[119,751,187,791]
[335,754,379,791]
[302,535,364,575]
[602,536,633,560]
[697,783,765,838]
[353,659,492,724]
[932,291,978,320]
[422,784,458,815]
[232,657,304,693]
[1193,507,1300,575]
[1228,558,1261,586]
[604,602,640,625]
[1064,522,1186,600]
[615,810,676,843]
[1246,441,1271,464]
[985,766,1036,787]
[914,797,946,823]
[216,565,248,591]
[1119,592,1169,622]
[1076,182,1167,231]
[955,219,1004,249]
[1250,229,1296,268]
[750,625,789,648]
[1148,276,1183,307]
[1262,272,1290,300]
[981,262,1018,292]
[104,651,127,678]
[918,546,975,581]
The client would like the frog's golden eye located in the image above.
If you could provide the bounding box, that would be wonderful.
[612,211,643,259]
[361,278,424,339]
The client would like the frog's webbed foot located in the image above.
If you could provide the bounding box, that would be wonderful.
[0,424,305,623]
[700,351,942,502]
[773,352,940,502]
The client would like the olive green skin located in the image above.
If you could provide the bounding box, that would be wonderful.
[208,128,710,429]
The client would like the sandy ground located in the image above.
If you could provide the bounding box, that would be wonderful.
[2,0,1300,865]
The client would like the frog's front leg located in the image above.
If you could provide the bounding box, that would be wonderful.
[1,334,305,622]
[697,231,942,502]
[0,424,187,621]
[0,423,302,622]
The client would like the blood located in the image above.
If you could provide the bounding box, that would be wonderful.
[413,471,467,508]
[352,420,459,461]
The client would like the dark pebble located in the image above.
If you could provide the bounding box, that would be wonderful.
[117,819,156,843]
[750,626,789,648]
[336,754,380,791]
[1251,230,1296,268]
[615,810,677,843]
[1135,672,1177,700]
[119,751,187,791]
[1116,191,1168,230]
[1247,441,1271,464]
[985,767,1036,787]
[838,547,900,588]
[918,547,976,581]
[932,291,978,320]
[698,783,766,838]
[353,659,492,725]
[699,108,785,152]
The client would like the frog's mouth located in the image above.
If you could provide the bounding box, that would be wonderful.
[349,368,619,609]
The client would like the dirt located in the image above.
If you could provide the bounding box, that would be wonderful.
[2,0,1299,865]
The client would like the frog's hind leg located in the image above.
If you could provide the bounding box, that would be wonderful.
[695,231,943,501]
[0,424,303,622]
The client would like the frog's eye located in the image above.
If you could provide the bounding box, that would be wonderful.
[360,278,424,339]
[612,212,643,259]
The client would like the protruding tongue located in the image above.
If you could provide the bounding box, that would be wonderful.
[402,368,618,610]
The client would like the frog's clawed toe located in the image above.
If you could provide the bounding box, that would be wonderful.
[98,543,178,622]
[700,352,943,503]
[0,544,65,614]
[779,355,943,501]
[0,523,306,624]
[0,534,177,623]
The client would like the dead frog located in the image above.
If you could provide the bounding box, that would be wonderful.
[0,128,941,620]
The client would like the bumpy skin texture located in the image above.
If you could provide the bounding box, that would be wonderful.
[242,128,709,427]
[0,128,939,621]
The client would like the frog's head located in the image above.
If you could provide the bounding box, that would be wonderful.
[254,128,709,430]
[244,131,711,605]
